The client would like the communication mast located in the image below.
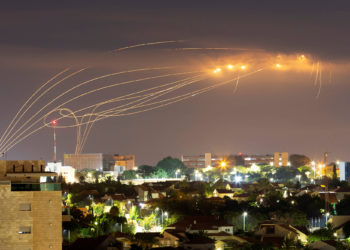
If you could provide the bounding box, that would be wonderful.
[324,152,329,216]
[51,120,57,163]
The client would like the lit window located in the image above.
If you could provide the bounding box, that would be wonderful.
[18,226,31,234]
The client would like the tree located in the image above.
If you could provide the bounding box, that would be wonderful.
[138,165,154,177]
[274,167,300,182]
[156,156,186,177]
[139,213,157,230]
[289,154,311,168]
[151,167,168,179]
[295,194,323,218]
[336,198,350,215]
[109,206,120,216]
[129,205,140,221]
[342,221,350,238]
[122,170,137,180]
[308,224,335,243]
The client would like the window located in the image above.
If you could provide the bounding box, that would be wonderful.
[265,226,275,234]
[18,226,31,234]
[19,203,31,211]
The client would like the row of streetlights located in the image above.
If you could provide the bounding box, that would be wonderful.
[155,207,168,225]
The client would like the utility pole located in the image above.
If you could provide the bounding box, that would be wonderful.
[324,152,329,217]
[52,120,57,163]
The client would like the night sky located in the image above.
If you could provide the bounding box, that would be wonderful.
[1,1,350,165]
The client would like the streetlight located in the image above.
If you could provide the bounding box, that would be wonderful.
[198,173,203,181]
[318,163,324,177]
[235,175,242,184]
[220,161,227,180]
[296,175,301,183]
[243,212,248,232]
[311,161,316,179]
[156,208,167,225]
[94,221,99,236]
[155,207,160,225]
[176,169,181,178]
[325,212,330,226]
[195,170,199,181]
[164,211,169,225]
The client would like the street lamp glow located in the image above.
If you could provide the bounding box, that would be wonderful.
[325,212,330,225]
[298,54,306,62]
[235,175,242,183]
[240,65,246,70]
[250,163,260,172]
[296,174,301,182]
[220,161,227,168]
[176,169,181,178]
[204,165,213,172]
[243,212,248,231]
[227,64,233,69]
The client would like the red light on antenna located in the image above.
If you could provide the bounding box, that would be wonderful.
[51,120,57,125]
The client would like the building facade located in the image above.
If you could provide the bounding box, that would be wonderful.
[45,162,76,183]
[64,153,115,171]
[273,152,289,167]
[243,154,274,166]
[114,155,135,171]
[0,160,62,250]
[339,161,350,182]
[181,153,224,169]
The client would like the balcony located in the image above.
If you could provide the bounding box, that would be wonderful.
[6,172,57,177]
[11,183,61,191]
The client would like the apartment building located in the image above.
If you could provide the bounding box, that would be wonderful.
[0,160,62,250]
